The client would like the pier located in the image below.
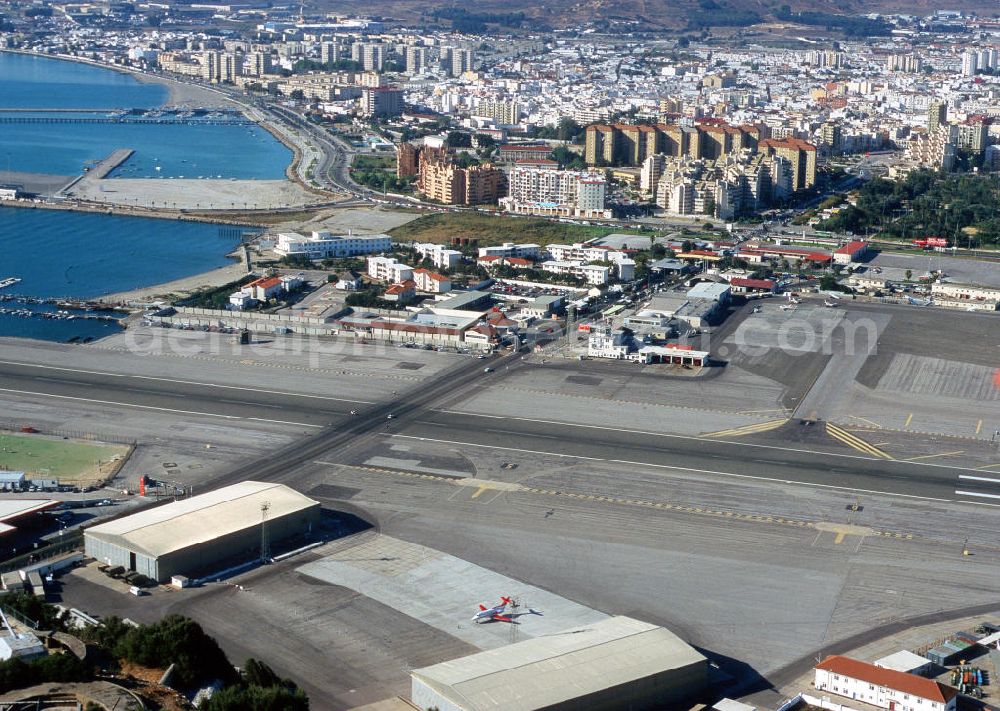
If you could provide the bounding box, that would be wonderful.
[87,149,135,179]
[0,107,254,126]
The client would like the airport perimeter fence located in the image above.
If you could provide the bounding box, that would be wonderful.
[0,531,84,577]
[0,421,137,446]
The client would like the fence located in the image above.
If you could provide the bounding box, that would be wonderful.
[0,532,84,575]
[0,421,137,446]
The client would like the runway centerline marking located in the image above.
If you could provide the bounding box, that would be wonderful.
[385,433,955,504]
[956,491,1000,501]
[906,450,964,462]
[0,360,374,405]
[976,420,983,435]
[959,474,1000,484]
[0,387,322,428]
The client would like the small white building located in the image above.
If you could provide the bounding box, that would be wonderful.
[414,242,463,270]
[874,650,933,676]
[478,242,542,260]
[274,231,391,259]
[589,328,630,359]
[814,655,957,711]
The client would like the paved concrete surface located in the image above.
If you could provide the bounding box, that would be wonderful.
[298,533,608,651]
[69,177,320,210]
[872,252,1000,288]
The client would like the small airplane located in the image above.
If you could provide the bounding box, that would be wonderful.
[906,296,933,307]
[472,597,544,624]
[785,293,801,304]
[473,597,513,623]
[780,304,795,311]
[823,299,839,308]
[967,306,978,312]
[751,306,762,313]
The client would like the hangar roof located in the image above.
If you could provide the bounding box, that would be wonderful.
[411,616,705,711]
[84,481,318,558]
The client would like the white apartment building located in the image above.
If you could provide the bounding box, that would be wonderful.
[478,242,542,260]
[412,268,452,294]
[274,231,391,259]
[814,656,957,711]
[539,260,610,285]
[546,243,634,280]
[500,167,609,218]
[367,256,414,283]
[414,242,463,270]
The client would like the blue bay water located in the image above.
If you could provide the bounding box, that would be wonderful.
[0,207,240,300]
[0,53,283,341]
[0,52,292,179]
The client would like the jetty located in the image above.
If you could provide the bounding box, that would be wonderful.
[87,149,135,179]
[0,107,254,126]
[0,278,22,290]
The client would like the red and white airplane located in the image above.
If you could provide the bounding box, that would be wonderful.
[472,597,543,624]
[472,597,513,623]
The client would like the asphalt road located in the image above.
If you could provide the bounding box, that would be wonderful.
[0,358,984,503]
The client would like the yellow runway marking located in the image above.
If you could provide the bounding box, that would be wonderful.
[827,424,894,460]
[976,420,983,435]
[703,419,787,438]
[904,413,913,427]
[834,532,845,545]
[470,485,489,499]
[975,463,1000,471]
[905,450,964,462]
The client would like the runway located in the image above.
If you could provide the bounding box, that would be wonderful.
[0,358,986,504]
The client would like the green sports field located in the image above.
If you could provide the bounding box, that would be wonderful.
[0,432,130,485]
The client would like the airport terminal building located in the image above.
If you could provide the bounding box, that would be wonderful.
[84,481,320,582]
[411,616,708,711]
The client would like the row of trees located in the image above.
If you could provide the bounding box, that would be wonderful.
[818,170,1000,246]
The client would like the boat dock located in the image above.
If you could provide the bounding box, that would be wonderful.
[0,278,22,290]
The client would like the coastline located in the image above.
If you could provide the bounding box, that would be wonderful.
[95,259,249,305]
[0,48,338,204]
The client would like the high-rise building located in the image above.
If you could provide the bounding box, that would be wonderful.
[246,50,272,77]
[320,42,338,65]
[819,122,842,152]
[362,44,385,72]
[885,54,923,72]
[640,154,666,195]
[362,86,404,118]
[418,155,506,205]
[405,46,427,75]
[396,142,420,178]
[928,101,948,132]
[758,138,817,192]
[443,47,473,77]
[202,51,235,83]
[476,98,520,125]
[956,116,988,153]
[500,167,606,217]
[961,49,978,77]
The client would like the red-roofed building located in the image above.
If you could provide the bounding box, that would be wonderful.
[834,240,871,265]
[246,276,284,302]
[739,243,832,266]
[412,268,452,294]
[498,144,552,163]
[729,277,776,294]
[814,655,957,711]
[383,280,417,303]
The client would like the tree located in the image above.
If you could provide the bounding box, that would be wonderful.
[905,269,912,281]
[201,684,309,711]
[446,131,472,148]
[114,615,237,688]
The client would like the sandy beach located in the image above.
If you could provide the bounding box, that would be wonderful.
[97,260,250,305]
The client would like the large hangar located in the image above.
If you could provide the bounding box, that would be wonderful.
[84,481,320,582]
[410,615,708,711]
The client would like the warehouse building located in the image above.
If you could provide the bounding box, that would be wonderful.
[84,481,320,582]
[410,616,707,711]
